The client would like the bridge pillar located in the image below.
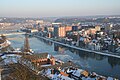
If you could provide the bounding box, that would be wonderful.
[54,43,59,51]
[0,69,3,80]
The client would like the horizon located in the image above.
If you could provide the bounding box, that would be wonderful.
[1,15,120,19]
[0,0,120,18]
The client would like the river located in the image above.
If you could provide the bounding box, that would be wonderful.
[7,34,120,79]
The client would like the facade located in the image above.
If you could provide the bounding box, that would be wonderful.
[58,26,66,38]
[104,24,113,32]
[54,25,66,38]
[0,23,13,27]
[26,20,35,23]
[38,27,44,31]
[36,20,44,24]
[86,28,96,35]
[30,29,38,33]
[0,23,4,26]
[72,26,78,31]
[65,26,72,32]
[47,32,53,38]
[44,27,48,31]
[54,25,59,37]
[47,27,54,32]
[95,25,101,31]
[19,53,55,71]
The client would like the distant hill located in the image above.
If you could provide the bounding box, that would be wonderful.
[54,15,120,24]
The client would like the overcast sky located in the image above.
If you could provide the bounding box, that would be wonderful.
[0,0,120,17]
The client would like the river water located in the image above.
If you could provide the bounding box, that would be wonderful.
[7,34,120,79]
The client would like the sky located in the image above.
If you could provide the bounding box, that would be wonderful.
[0,0,120,18]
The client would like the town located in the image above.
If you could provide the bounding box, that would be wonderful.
[1,0,120,79]
[19,16,120,54]
[0,16,120,80]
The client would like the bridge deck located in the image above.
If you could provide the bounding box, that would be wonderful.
[0,32,25,36]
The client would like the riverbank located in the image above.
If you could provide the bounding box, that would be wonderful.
[1,53,118,80]
[34,35,120,59]
[6,34,120,79]
[0,40,11,50]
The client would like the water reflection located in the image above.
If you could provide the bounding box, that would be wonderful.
[54,44,120,79]
[6,34,120,79]
[36,37,53,46]
[108,56,120,68]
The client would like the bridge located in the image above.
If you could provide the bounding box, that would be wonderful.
[0,32,25,36]
[0,52,20,57]
[7,37,24,40]
[34,35,120,59]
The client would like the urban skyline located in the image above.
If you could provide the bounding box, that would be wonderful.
[0,0,120,18]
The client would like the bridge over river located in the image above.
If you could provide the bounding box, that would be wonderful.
[0,32,25,36]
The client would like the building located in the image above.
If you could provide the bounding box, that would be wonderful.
[0,23,4,26]
[95,25,101,31]
[38,27,44,31]
[26,20,35,23]
[81,25,95,29]
[65,26,72,32]
[104,24,113,32]
[47,32,53,38]
[36,20,44,24]
[47,27,54,32]
[24,29,38,33]
[20,53,55,70]
[52,23,62,25]
[86,28,96,35]
[0,23,13,27]
[72,26,78,31]
[58,27,66,37]
[54,25,66,38]
[44,27,48,31]
[111,30,120,38]
[30,29,38,33]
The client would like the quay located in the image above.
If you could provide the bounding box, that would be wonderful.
[34,35,120,59]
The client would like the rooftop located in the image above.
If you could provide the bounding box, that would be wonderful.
[22,53,53,61]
